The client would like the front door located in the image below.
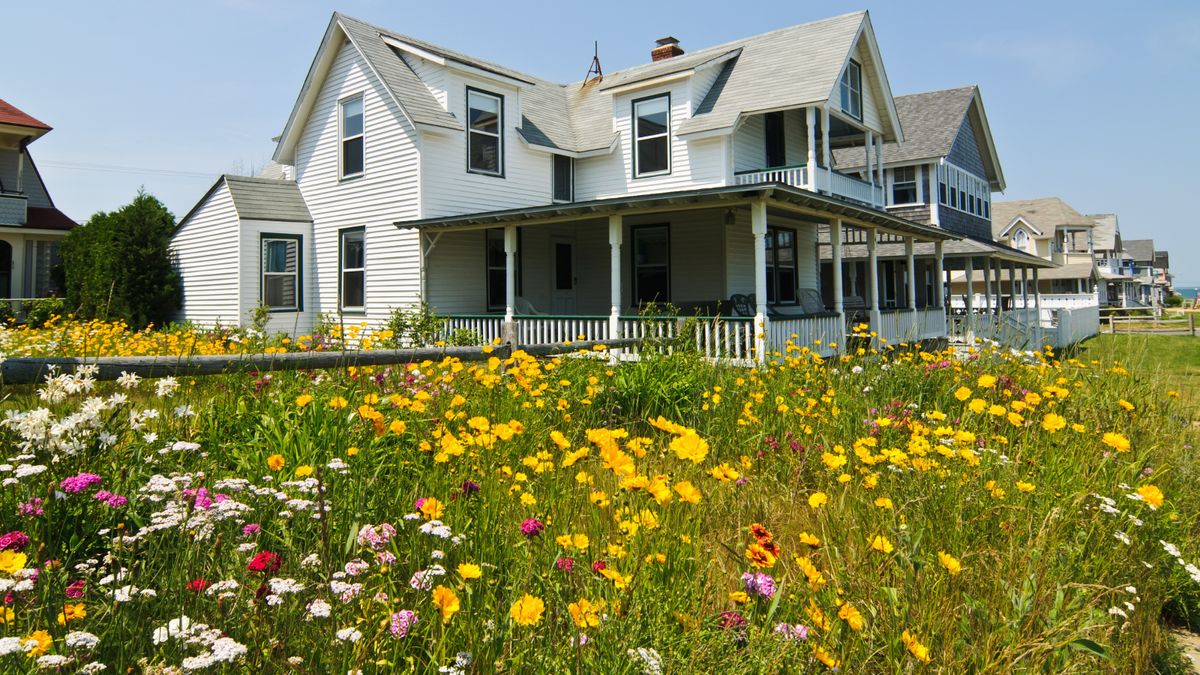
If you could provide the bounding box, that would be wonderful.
[551,239,576,314]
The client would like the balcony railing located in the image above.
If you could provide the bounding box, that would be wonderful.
[734,165,884,207]
[0,193,27,225]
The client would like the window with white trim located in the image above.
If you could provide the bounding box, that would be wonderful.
[839,60,862,120]
[891,166,918,205]
[467,89,503,175]
[262,236,301,311]
[340,96,364,178]
[339,228,365,311]
[936,163,990,219]
[766,227,797,304]
[632,225,669,303]
[632,94,670,177]
[552,154,573,202]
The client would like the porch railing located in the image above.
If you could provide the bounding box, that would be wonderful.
[733,165,883,207]
[768,313,840,357]
[443,315,505,344]
[733,166,808,190]
[518,316,609,345]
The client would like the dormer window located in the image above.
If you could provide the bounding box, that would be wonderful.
[839,60,862,120]
[340,96,364,178]
[467,88,504,176]
[632,94,671,178]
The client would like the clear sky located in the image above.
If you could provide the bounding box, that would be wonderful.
[6,1,1199,285]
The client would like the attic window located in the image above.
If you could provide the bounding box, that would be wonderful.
[633,94,671,178]
[839,60,862,120]
[467,88,504,176]
[340,96,364,178]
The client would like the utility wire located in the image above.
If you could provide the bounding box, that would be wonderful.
[37,160,219,179]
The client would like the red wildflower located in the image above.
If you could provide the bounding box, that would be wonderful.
[247,551,282,574]
[187,578,210,593]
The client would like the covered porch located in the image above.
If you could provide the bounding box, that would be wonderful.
[399,185,956,361]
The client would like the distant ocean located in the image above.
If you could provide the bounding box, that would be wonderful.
[1178,287,1199,301]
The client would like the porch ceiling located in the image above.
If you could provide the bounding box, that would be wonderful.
[396,183,958,242]
[817,233,1053,267]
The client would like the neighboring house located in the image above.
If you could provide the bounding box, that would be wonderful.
[0,99,77,301]
[1123,239,1168,306]
[1088,213,1137,308]
[173,10,964,358]
[825,86,1051,343]
[991,197,1100,303]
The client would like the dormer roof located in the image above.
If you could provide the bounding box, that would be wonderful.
[991,197,1093,240]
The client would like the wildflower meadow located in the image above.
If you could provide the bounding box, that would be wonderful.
[0,319,1197,673]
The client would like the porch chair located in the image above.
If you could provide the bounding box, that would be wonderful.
[730,294,753,317]
[514,296,545,316]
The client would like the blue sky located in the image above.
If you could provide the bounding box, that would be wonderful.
[6,0,1199,284]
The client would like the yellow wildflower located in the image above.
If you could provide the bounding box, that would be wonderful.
[509,593,545,626]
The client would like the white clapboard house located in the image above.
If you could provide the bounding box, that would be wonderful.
[173,10,971,359]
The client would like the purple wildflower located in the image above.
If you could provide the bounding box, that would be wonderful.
[520,518,545,538]
[18,498,44,518]
[93,491,128,508]
[0,532,30,551]
[390,610,418,638]
[773,623,810,640]
[555,557,574,572]
[60,473,103,494]
[460,480,481,496]
[242,523,261,537]
[742,571,777,598]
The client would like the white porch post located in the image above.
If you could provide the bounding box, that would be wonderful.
[867,228,881,345]
[1021,265,1029,310]
[751,200,769,363]
[865,130,874,191]
[831,219,845,350]
[905,236,917,311]
[875,136,884,205]
[964,256,975,340]
[1033,267,1042,316]
[608,214,623,341]
[503,225,518,345]
[934,240,945,309]
[994,258,1004,319]
[982,257,993,314]
[806,108,818,191]
[821,107,832,189]
[1006,261,1016,315]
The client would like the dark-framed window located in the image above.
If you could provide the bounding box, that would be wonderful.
[552,154,573,203]
[891,166,918,205]
[467,88,503,176]
[485,228,522,311]
[631,224,669,303]
[764,111,786,168]
[766,227,797,304]
[340,95,364,178]
[339,228,365,311]
[261,234,302,311]
[632,94,670,177]
[839,60,862,120]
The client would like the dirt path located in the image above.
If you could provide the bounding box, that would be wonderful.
[1172,630,1200,672]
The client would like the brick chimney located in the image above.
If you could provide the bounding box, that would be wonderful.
[651,37,684,61]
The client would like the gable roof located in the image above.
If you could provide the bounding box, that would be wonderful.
[177,175,311,231]
[991,197,1093,240]
[1123,239,1155,263]
[276,11,899,160]
[0,99,50,131]
[831,86,1005,190]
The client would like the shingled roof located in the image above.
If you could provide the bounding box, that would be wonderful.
[0,99,50,131]
[991,197,1093,240]
[1123,239,1155,263]
[830,86,1004,190]
[276,11,898,161]
[177,175,312,231]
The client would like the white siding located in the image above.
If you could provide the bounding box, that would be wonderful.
[294,38,423,332]
[425,229,486,314]
[171,182,240,327]
[831,37,884,133]
[733,115,765,173]
[240,219,315,334]
[421,71,553,217]
[403,54,448,110]
[575,81,727,200]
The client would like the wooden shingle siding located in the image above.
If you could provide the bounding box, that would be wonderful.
[171,182,240,327]
[947,116,986,181]
[938,205,990,241]
[0,151,52,208]
[294,39,423,330]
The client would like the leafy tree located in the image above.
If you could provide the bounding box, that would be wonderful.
[58,190,182,329]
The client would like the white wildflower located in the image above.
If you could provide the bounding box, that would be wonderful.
[335,627,362,642]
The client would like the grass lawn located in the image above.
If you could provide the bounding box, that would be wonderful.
[1075,334,1200,417]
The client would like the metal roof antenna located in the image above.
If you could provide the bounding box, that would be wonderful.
[582,41,603,87]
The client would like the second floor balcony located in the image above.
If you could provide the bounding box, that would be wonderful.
[733,164,884,207]
[0,192,27,226]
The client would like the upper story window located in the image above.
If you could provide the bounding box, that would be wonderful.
[839,60,862,120]
[632,94,670,177]
[1013,229,1030,253]
[340,96,364,178]
[552,155,573,203]
[467,88,504,176]
[891,166,918,205]
[936,163,990,218]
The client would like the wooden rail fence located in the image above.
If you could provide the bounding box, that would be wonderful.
[0,338,645,386]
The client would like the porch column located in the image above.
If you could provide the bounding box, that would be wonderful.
[875,136,885,206]
[1033,267,1042,316]
[982,257,993,314]
[905,236,917,311]
[751,200,769,363]
[994,258,1004,319]
[1007,261,1016,314]
[806,108,818,192]
[503,225,518,345]
[821,107,832,189]
[608,214,623,341]
[831,219,845,349]
[865,130,874,190]
[934,240,945,309]
[867,228,881,344]
[964,256,975,340]
[1021,265,1029,310]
